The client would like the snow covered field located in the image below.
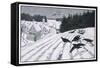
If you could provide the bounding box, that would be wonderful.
[20,20,96,63]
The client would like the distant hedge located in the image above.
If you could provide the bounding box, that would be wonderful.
[21,13,47,22]
[33,15,47,22]
[60,11,95,33]
[21,13,33,21]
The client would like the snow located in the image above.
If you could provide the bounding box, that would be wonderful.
[20,20,96,63]
[61,43,72,60]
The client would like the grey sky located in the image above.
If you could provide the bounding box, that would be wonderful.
[21,5,93,19]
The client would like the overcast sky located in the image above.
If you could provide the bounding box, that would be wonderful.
[21,5,94,19]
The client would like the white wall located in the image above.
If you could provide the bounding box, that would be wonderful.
[0,0,99,68]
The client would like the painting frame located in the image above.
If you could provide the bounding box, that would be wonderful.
[11,2,98,66]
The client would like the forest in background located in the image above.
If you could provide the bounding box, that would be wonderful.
[60,11,95,32]
[21,10,95,33]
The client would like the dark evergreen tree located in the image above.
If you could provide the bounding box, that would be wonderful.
[60,11,95,33]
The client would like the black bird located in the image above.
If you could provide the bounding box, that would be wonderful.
[69,30,76,33]
[72,35,81,42]
[83,38,93,42]
[61,37,70,43]
[70,43,85,53]
[83,38,94,46]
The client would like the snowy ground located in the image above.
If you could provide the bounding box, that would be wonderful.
[20,21,96,63]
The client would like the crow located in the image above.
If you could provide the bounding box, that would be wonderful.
[83,38,94,46]
[69,30,76,33]
[61,37,70,43]
[72,35,81,42]
[83,38,93,42]
[70,43,85,53]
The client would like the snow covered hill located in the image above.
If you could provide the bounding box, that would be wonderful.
[20,27,96,63]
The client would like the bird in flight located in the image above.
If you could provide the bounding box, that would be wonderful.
[61,37,70,43]
[70,43,85,53]
[83,38,94,46]
[69,30,76,33]
[72,35,81,42]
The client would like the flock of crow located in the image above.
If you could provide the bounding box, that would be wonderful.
[60,29,94,59]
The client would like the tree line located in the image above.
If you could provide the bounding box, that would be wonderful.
[60,11,95,33]
[21,13,47,22]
